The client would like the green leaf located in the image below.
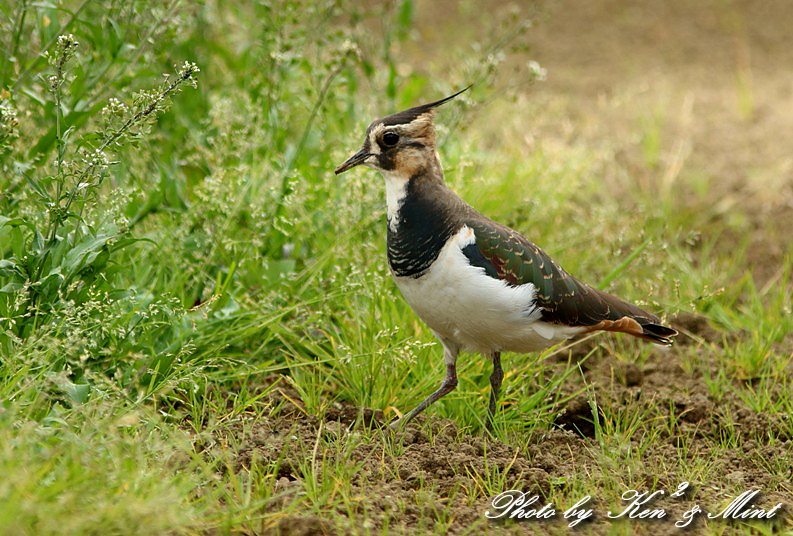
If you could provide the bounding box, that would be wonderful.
[19,86,47,107]
[63,381,91,404]
[396,0,414,39]
[62,125,77,145]
[0,259,23,278]
[386,63,397,100]
[0,281,23,293]
[34,268,64,297]
[63,233,114,276]
[0,216,37,234]
[21,171,52,202]
[108,237,151,253]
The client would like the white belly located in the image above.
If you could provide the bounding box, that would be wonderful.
[392,226,585,354]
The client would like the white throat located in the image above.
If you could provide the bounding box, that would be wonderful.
[383,171,409,232]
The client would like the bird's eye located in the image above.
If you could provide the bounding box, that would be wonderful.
[382,132,399,146]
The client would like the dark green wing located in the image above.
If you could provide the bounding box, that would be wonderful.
[465,219,676,343]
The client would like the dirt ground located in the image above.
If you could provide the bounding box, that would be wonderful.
[210,310,790,535]
[527,0,793,288]
[208,1,792,533]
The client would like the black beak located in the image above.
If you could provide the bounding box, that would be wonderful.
[335,148,370,175]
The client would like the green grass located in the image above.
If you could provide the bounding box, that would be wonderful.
[1,0,791,534]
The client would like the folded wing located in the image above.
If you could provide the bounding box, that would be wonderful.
[464,220,677,345]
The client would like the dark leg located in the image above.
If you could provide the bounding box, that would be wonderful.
[391,341,459,429]
[486,351,503,433]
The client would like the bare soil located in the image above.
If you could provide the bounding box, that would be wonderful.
[205,310,790,534]
[211,345,791,534]
[521,0,793,283]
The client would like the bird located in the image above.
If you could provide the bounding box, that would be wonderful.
[334,87,678,432]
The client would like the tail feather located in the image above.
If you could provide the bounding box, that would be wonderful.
[588,287,678,345]
[519,265,679,345]
[576,287,678,345]
[584,316,678,345]
[638,322,678,345]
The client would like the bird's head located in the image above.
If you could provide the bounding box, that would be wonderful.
[334,86,470,178]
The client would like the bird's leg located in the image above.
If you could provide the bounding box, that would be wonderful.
[391,341,459,430]
[486,351,503,433]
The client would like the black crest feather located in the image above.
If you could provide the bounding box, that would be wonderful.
[380,85,471,127]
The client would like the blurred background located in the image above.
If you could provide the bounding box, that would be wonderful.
[411,0,793,283]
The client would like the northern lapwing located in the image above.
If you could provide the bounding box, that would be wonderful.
[335,87,678,431]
